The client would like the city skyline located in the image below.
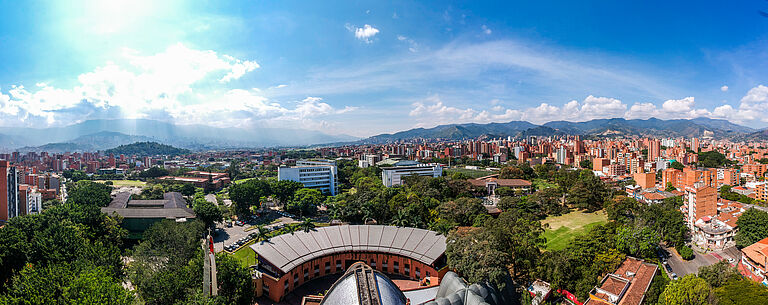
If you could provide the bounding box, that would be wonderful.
[0,1,767,137]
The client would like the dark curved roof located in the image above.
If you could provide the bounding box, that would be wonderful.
[251,225,446,274]
[320,262,407,305]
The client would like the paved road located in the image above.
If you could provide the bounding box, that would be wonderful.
[212,212,298,252]
[662,245,740,278]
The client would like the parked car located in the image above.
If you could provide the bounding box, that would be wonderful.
[670,273,678,280]
[226,222,233,228]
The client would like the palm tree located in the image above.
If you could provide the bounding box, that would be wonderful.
[256,225,271,244]
[390,210,410,227]
[299,218,316,233]
[285,223,297,235]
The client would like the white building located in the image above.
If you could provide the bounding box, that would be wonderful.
[278,160,338,195]
[381,164,442,187]
[28,189,41,214]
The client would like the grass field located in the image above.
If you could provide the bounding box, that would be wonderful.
[444,168,498,179]
[230,243,256,268]
[233,178,256,184]
[96,180,147,188]
[541,210,608,251]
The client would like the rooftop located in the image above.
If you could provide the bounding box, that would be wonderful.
[251,225,446,274]
[101,192,194,220]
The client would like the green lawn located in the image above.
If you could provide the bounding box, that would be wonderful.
[230,241,257,268]
[96,180,147,188]
[444,168,498,179]
[541,210,608,251]
[233,178,256,184]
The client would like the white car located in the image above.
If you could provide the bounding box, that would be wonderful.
[728,258,735,263]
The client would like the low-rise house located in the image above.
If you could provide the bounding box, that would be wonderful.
[585,257,658,305]
[739,237,768,286]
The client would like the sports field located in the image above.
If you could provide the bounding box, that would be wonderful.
[97,180,147,188]
[541,210,608,251]
[444,168,498,178]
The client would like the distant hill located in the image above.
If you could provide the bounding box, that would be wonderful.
[362,118,755,143]
[737,128,768,142]
[366,121,538,143]
[0,119,359,150]
[103,142,191,156]
[17,131,157,153]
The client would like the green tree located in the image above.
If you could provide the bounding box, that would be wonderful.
[714,279,768,305]
[616,226,661,258]
[214,254,254,305]
[438,198,486,227]
[270,180,303,203]
[286,188,324,217]
[666,182,677,192]
[677,245,694,260]
[671,161,685,170]
[579,159,593,169]
[228,179,271,216]
[66,180,113,207]
[735,208,768,248]
[568,170,609,211]
[697,260,740,288]
[658,274,712,305]
[139,166,170,178]
[193,197,223,229]
[298,218,316,233]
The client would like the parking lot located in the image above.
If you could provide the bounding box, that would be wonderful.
[212,210,299,253]
[660,245,740,279]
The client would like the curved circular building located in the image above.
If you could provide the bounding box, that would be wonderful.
[251,225,448,302]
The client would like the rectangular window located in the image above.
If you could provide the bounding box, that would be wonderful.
[336,260,342,269]
[294,273,299,284]
[415,267,420,277]
[394,261,399,273]
[383,261,388,271]
[314,265,320,276]
[263,283,270,294]
[304,269,309,280]
[325,261,331,272]
[284,280,289,290]
[404,263,410,274]
[371,260,376,268]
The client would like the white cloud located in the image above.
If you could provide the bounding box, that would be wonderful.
[721,85,729,92]
[408,87,768,127]
[0,44,355,130]
[348,24,379,43]
[662,97,695,113]
[396,35,418,52]
[481,25,492,35]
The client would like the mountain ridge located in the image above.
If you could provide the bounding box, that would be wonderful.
[0,119,359,151]
[362,118,755,143]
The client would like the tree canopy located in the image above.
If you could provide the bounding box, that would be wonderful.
[735,208,768,248]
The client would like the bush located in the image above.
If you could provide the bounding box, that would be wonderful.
[678,245,694,260]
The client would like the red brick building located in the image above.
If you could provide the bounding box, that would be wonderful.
[251,225,447,302]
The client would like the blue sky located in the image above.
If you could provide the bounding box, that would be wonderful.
[0,0,767,137]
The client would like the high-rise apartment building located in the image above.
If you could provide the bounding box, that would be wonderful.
[685,184,717,228]
[0,161,7,222]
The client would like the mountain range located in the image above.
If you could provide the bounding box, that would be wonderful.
[0,117,764,152]
[0,119,359,152]
[362,117,759,143]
